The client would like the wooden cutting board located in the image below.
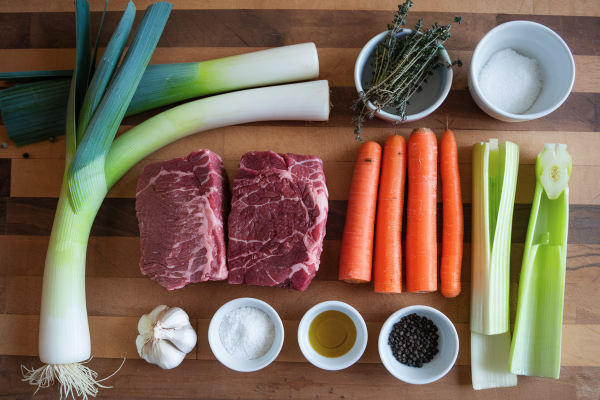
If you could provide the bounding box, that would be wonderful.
[1,1,600,398]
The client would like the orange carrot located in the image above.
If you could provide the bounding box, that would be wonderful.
[406,128,437,293]
[339,141,382,283]
[374,135,406,293]
[440,129,463,298]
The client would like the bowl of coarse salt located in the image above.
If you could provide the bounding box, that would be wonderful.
[468,20,575,122]
[208,298,284,372]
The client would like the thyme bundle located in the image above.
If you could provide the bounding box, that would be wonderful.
[353,0,462,140]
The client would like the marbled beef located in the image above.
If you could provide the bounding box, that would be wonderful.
[227,151,328,291]
[136,149,229,290]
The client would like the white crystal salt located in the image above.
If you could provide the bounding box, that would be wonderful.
[219,306,275,360]
[478,48,543,114]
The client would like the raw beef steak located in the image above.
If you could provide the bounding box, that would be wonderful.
[136,149,229,290]
[228,151,328,291]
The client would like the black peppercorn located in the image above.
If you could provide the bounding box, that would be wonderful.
[387,314,439,368]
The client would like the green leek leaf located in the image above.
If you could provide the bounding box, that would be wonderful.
[67,1,172,213]
[77,0,136,143]
[89,0,109,78]
[74,0,91,118]
[0,70,72,82]
[509,144,571,379]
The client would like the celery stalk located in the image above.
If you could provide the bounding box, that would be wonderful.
[509,144,571,379]
[471,331,517,390]
[470,139,519,390]
[471,139,519,335]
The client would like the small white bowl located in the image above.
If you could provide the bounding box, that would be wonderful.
[468,20,575,122]
[298,301,368,370]
[378,305,459,385]
[354,30,453,123]
[208,298,284,372]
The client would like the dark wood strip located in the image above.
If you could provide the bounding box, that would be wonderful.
[1,356,596,399]
[0,11,598,55]
[2,88,597,133]
[116,89,600,133]
[0,158,10,197]
[5,198,138,236]
[3,198,600,245]
[0,197,6,235]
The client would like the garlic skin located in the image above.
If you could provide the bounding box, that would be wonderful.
[136,305,197,369]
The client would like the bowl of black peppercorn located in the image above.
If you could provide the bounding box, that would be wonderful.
[378,305,459,384]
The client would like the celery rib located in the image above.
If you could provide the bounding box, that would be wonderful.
[509,144,571,379]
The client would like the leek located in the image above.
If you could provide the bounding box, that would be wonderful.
[0,70,72,81]
[470,139,519,389]
[509,144,571,379]
[21,2,329,397]
[0,43,320,146]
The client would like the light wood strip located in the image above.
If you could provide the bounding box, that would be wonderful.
[1,315,597,367]
[4,276,597,324]
[2,0,598,16]
[0,314,196,360]
[4,276,471,322]
[4,357,596,400]
[4,126,598,166]
[10,157,600,205]
[2,235,598,285]
[1,48,598,93]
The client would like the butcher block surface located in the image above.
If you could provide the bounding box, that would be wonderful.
[1,0,600,398]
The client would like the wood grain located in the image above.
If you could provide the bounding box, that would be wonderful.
[9,159,600,206]
[0,11,598,55]
[1,1,599,398]
[2,356,599,399]
[1,0,598,16]
[0,315,597,367]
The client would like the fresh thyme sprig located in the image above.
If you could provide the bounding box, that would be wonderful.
[353,0,462,141]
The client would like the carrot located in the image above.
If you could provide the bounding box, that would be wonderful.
[339,141,382,283]
[406,128,437,293]
[373,135,406,293]
[440,129,463,298]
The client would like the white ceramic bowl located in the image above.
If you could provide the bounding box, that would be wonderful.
[378,305,459,384]
[354,30,453,123]
[298,301,368,370]
[208,298,284,372]
[468,20,575,122]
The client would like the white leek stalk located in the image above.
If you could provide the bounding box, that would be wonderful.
[509,144,571,379]
[106,80,329,183]
[470,139,519,389]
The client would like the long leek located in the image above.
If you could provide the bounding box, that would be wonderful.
[0,43,319,146]
[21,2,329,396]
[470,139,519,389]
[509,144,571,379]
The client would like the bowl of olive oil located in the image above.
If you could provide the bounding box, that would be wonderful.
[298,301,368,370]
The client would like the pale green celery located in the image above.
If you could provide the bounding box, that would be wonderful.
[509,144,571,379]
[471,139,519,335]
[470,139,519,390]
[471,331,517,390]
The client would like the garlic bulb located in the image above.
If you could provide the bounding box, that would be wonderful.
[136,305,197,369]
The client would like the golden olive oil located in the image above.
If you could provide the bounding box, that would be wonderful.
[308,310,357,358]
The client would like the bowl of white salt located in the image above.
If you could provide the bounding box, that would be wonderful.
[468,20,575,122]
[208,298,284,372]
